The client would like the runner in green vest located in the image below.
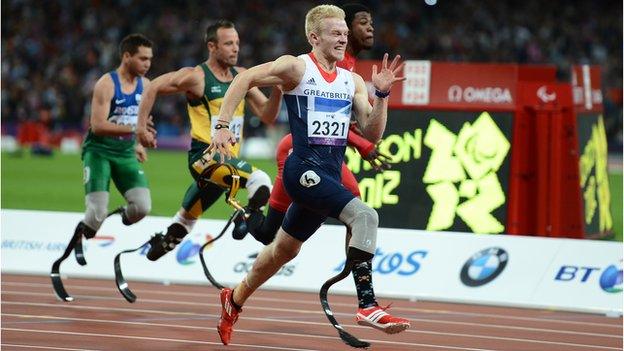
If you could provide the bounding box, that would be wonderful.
[72,34,155,248]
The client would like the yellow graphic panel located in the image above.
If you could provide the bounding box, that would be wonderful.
[579,115,612,232]
[423,113,510,234]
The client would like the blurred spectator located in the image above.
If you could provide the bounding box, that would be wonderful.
[156,113,185,137]
[1,0,622,149]
[16,104,53,156]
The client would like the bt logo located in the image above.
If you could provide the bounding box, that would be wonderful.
[600,265,623,293]
[555,262,622,293]
[334,248,427,276]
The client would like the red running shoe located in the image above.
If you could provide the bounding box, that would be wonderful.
[217,288,242,345]
[355,304,410,334]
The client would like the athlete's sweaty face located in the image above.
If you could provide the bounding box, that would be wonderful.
[317,17,349,62]
[349,12,374,50]
[213,27,240,67]
[127,46,153,76]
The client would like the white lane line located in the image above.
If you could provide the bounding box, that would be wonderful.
[1,344,100,351]
[3,304,621,350]
[2,289,621,338]
[3,281,620,328]
[407,317,619,338]
[2,327,493,351]
[2,328,321,351]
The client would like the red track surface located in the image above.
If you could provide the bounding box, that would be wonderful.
[1,274,622,351]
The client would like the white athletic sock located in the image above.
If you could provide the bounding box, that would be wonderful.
[173,211,197,233]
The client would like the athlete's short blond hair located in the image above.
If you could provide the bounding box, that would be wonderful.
[305,4,345,37]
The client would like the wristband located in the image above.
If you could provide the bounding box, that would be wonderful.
[215,123,230,130]
[217,119,231,124]
[375,89,390,98]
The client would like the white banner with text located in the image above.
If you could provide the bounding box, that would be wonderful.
[1,209,621,314]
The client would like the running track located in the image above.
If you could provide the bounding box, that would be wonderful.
[1,274,621,351]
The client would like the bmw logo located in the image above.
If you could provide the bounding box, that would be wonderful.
[460,247,508,287]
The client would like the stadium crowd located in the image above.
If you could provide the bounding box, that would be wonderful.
[2,0,622,150]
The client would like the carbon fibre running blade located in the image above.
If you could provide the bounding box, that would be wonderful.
[199,244,226,290]
[198,209,240,290]
[320,260,369,349]
[74,237,87,266]
[338,330,370,348]
[114,250,136,303]
[50,262,74,302]
[113,242,148,303]
[50,227,84,302]
[199,209,245,290]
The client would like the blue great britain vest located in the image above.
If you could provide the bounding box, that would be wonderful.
[282,54,356,176]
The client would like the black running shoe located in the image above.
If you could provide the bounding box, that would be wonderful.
[146,232,184,261]
[232,184,271,240]
[232,208,267,240]
[247,185,270,210]
[232,210,249,240]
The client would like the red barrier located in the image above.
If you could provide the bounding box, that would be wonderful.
[351,61,610,238]
[513,82,583,238]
